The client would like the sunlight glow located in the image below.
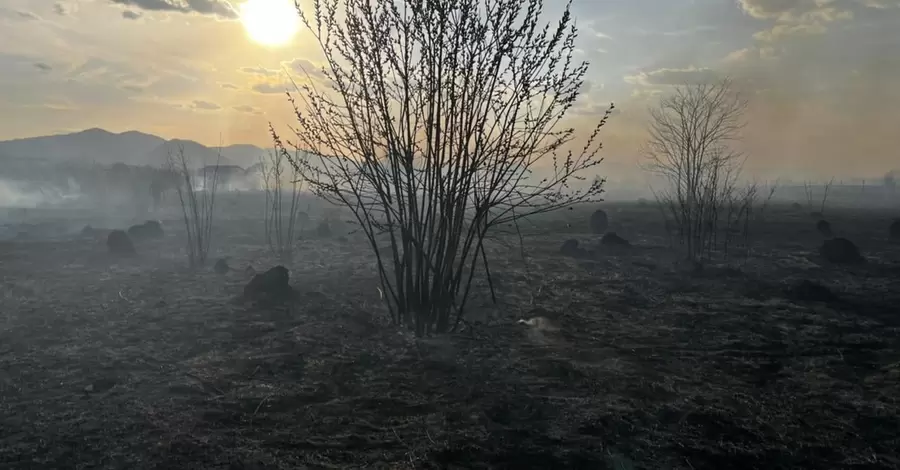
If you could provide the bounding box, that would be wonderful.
[239,0,301,47]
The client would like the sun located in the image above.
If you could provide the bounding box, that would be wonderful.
[239,0,301,46]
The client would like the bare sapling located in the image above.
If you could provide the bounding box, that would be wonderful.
[819,177,834,215]
[279,0,609,335]
[804,177,834,215]
[722,181,777,261]
[643,78,748,263]
[167,144,220,268]
[260,125,307,262]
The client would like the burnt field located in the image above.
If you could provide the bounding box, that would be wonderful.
[1,198,899,469]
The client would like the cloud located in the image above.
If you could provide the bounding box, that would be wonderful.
[624,67,719,87]
[122,10,142,20]
[233,105,260,114]
[109,0,238,19]
[14,10,40,21]
[219,82,238,89]
[33,62,52,73]
[738,0,855,41]
[191,99,220,110]
[251,82,288,94]
[52,3,71,16]
[282,58,326,80]
[240,66,279,77]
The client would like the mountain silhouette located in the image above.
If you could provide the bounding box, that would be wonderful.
[0,128,269,168]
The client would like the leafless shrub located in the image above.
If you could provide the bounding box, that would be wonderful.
[260,126,307,262]
[166,144,219,268]
[280,0,609,335]
[643,78,753,262]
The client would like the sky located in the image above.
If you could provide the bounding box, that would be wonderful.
[0,0,898,181]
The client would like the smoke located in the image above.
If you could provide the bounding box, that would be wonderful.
[0,178,83,208]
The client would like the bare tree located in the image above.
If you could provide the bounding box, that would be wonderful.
[643,78,748,262]
[167,144,220,268]
[261,126,307,262]
[279,0,609,335]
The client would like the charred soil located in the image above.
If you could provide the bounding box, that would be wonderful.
[1,202,899,469]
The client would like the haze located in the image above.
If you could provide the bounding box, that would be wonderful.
[2,2,900,468]
[0,0,897,182]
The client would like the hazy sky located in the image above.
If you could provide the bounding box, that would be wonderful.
[0,0,898,180]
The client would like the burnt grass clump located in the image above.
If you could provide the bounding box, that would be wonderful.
[1,201,899,469]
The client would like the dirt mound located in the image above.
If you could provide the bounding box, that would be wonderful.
[819,237,865,264]
[816,219,833,238]
[890,219,900,242]
[589,209,608,234]
[127,220,164,241]
[243,265,293,301]
[600,232,630,247]
[106,230,135,256]
[786,279,839,303]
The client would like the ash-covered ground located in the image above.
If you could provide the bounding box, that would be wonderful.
[1,196,898,469]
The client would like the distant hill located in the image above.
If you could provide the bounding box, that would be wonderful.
[0,128,269,168]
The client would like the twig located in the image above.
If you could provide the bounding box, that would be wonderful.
[253,395,271,415]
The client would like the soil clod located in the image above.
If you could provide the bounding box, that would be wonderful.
[819,237,865,264]
[214,258,229,274]
[816,219,832,238]
[786,279,839,303]
[126,220,164,241]
[106,229,135,255]
[243,265,293,302]
[601,232,630,247]
[589,209,608,234]
[560,239,588,258]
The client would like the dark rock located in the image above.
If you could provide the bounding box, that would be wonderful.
[243,266,292,301]
[600,232,630,247]
[890,219,900,242]
[106,230,135,255]
[819,237,865,264]
[786,279,838,303]
[214,258,229,274]
[816,219,832,238]
[589,209,608,234]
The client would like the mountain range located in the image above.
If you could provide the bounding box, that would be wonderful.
[0,128,271,168]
